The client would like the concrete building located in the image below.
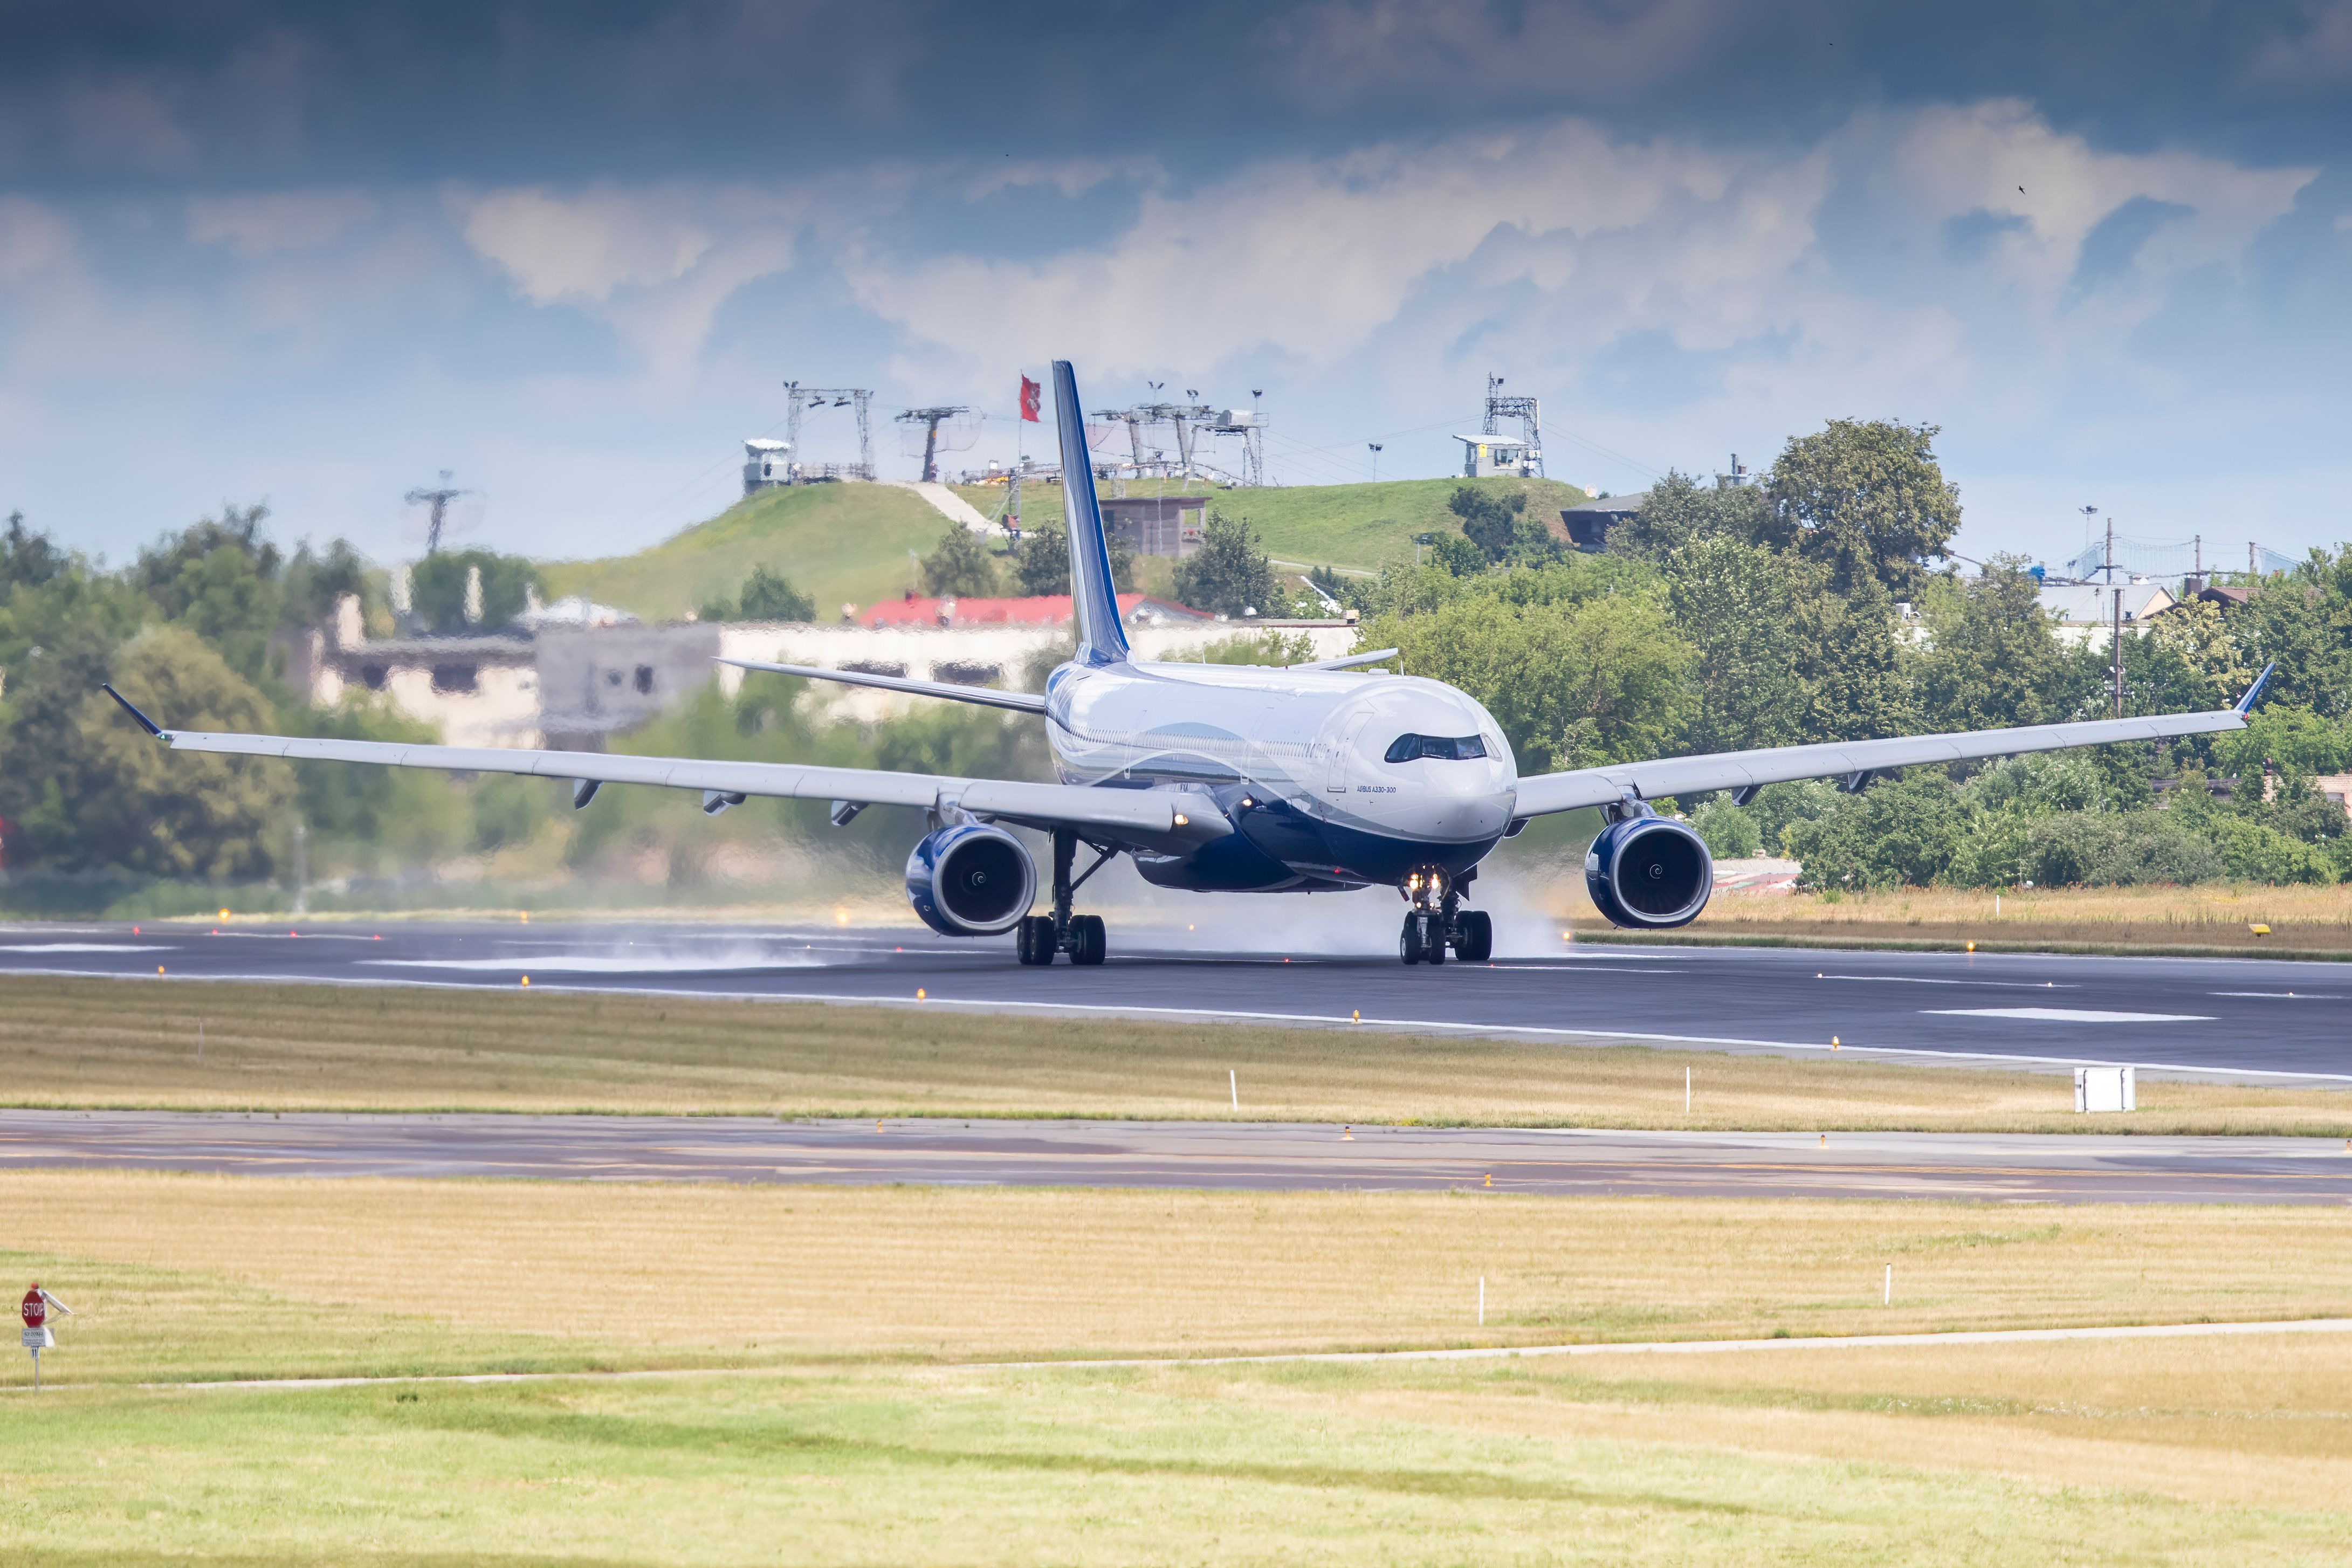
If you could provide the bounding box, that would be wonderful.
[1454,435,1538,479]
[2036,581,2178,647]
[741,438,792,495]
[1099,496,1207,557]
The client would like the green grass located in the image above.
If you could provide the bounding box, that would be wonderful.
[545,474,1594,622]
[6,1347,2348,1564]
[541,482,952,623]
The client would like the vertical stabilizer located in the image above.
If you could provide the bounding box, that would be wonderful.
[1053,360,1130,665]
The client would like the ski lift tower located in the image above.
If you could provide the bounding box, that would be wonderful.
[1482,374,1544,479]
[403,470,471,555]
[782,382,875,482]
[895,405,973,484]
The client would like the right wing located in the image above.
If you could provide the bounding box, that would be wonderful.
[1512,665,2271,818]
[721,657,1046,713]
[102,686,1227,851]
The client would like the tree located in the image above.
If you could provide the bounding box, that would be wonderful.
[1448,486,1526,563]
[0,512,64,592]
[134,504,285,683]
[1610,471,1782,561]
[1794,565,1915,742]
[8,627,294,879]
[279,539,371,631]
[1785,770,1969,890]
[1425,532,1488,576]
[738,565,813,622]
[1173,512,1284,618]
[1359,587,1693,772]
[1913,556,2066,731]
[1769,419,1961,597]
[919,524,1002,598]
[410,549,539,635]
[1012,515,1133,597]
[1665,535,1803,755]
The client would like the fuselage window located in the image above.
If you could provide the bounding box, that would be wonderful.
[1384,732,1488,764]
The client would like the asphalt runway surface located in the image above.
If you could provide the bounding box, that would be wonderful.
[8,1111,2350,1203]
[3,917,2349,1082]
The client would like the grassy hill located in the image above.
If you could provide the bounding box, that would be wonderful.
[545,473,1597,621]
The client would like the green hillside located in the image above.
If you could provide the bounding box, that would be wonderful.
[541,482,947,622]
[546,472,1598,622]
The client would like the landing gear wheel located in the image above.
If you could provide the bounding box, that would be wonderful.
[1455,909,1493,962]
[1399,912,1425,965]
[1015,914,1056,966]
[1421,912,1447,965]
[1069,914,1108,966]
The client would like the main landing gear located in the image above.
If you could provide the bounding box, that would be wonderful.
[1017,828,1112,966]
[1398,865,1491,965]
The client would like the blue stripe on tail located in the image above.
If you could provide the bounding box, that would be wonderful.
[1053,361,1130,666]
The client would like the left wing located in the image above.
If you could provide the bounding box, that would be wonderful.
[101,685,1228,851]
[1512,667,2270,818]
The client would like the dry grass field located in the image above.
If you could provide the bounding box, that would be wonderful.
[1647,880,2352,955]
[4,975,2348,1133]
[1,1175,2349,1563]
[4,1173,2348,1378]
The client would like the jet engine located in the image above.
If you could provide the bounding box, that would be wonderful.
[1584,814,1713,929]
[905,823,1036,937]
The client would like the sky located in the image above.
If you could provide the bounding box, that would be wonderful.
[4,1,2351,572]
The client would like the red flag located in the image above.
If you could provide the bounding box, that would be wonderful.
[1019,375,1042,422]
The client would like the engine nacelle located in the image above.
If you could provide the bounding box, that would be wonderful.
[1584,815,1713,929]
[905,823,1036,937]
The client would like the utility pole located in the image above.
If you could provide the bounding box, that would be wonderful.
[895,406,972,485]
[2106,512,2124,719]
[1367,443,1383,483]
[404,471,468,555]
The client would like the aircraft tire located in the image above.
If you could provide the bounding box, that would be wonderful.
[1399,912,1424,965]
[1456,910,1493,962]
[1422,913,1447,965]
[1069,914,1108,966]
[1016,914,1056,966]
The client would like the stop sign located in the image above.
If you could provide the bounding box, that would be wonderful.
[20,1288,43,1330]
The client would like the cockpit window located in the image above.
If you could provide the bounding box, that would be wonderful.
[1384,732,1489,763]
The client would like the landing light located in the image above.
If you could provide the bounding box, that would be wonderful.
[1173,813,1189,827]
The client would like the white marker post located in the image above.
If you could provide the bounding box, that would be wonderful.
[20,1284,69,1390]
[1229,1070,1238,1111]
[1685,1067,1691,1114]
[1883,1264,1892,1307]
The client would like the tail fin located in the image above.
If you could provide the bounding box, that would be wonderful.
[1052,360,1130,665]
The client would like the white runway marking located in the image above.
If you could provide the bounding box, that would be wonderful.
[1818,974,2080,989]
[0,943,169,953]
[362,954,828,973]
[2210,992,2340,999]
[137,1316,2352,1393]
[1922,1007,2214,1023]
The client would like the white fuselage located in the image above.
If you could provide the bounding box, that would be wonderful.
[1042,658,1517,886]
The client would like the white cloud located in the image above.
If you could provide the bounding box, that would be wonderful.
[458,185,724,305]
[188,189,376,256]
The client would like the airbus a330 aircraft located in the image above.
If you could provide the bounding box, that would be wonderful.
[105,362,2268,966]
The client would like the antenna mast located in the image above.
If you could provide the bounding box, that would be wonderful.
[895,405,973,484]
[1482,374,1544,478]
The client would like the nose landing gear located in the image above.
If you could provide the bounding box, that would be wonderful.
[1397,866,1493,965]
[1017,828,1113,966]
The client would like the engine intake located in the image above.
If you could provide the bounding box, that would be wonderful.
[906,823,1036,937]
[1584,815,1712,929]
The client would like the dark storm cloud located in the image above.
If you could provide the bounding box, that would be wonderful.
[3,0,2347,190]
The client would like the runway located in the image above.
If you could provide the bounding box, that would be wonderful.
[5,1111,2348,1202]
[3,917,2349,1081]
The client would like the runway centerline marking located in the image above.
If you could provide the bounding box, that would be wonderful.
[1817,974,2082,989]
[2210,992,2341,1000]
[1921,1007,2215,1023]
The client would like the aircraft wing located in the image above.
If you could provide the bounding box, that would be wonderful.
[1511,666,2270,819]
[101,686,1229,852]
[720,657,1048,713]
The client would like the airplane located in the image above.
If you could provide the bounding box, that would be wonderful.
[102,361,2268,967]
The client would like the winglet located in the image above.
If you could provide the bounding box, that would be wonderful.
[100,683,166,738]
[2234,661,2276,717]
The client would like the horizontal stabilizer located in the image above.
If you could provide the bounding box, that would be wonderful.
[721,658,1047,713]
